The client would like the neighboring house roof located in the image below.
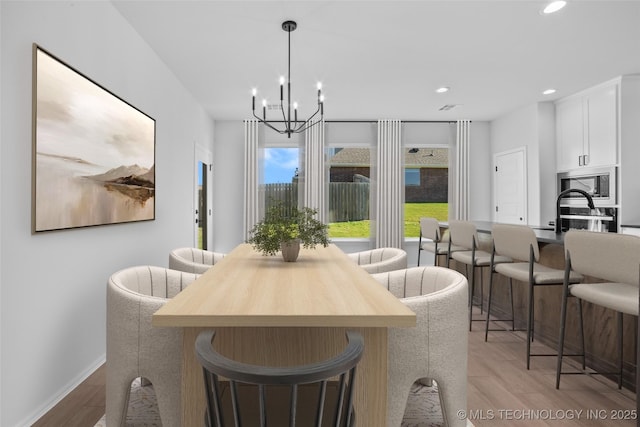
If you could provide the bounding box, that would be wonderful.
[329,148,448,168]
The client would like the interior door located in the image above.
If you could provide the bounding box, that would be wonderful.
[494,148,527,224]
[195,145,213,249]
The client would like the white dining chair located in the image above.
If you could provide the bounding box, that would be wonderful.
[371,266,469,427]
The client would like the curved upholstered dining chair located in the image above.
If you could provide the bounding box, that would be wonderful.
[169,247,226,274]
[371,266,469,427]
[347,247,407,273]
[106,265,199,427]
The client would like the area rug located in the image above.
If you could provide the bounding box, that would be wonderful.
[95,378,473,426]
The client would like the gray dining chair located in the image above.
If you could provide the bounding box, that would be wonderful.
[556,230,640,389]
[195,330,364,426]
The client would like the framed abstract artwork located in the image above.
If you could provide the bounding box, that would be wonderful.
[32,44,156,232]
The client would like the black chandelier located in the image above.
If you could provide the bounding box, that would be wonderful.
[251,20,324,138]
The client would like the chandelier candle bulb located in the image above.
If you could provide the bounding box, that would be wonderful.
[280,77,284,101]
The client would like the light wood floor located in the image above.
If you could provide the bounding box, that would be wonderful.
[34,309,637,426]
[468,309,636,427]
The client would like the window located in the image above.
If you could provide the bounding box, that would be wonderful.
[405,168,420,186]
[263,147,299,214]
[404,147,449,238]
[327,147,371,238]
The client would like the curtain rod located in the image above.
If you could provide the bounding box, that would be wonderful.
[247,120,467,124]
[326,120,461,124]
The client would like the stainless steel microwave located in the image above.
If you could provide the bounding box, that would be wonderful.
[557,166,617,206]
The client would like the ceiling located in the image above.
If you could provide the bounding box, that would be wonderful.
[112,0,640,122]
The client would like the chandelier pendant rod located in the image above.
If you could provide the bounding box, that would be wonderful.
[287,26,292,135]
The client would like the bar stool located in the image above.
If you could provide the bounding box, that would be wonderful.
[484,224,583,369]
[556,230,640,389]
[448,220,511,330]
[417,217,465,267]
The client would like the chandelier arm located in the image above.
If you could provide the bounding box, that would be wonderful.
[261,121,287,134]
[253,112,287,134]
[252,110,264,123]
[293,113,323,133]
[294,120,322,134]
[293,104,321,131]
[279,98,288,127]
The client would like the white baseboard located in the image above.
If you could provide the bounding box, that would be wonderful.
[17,354,105,427]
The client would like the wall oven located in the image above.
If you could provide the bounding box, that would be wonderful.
[557,166,617,207]
[557,206,618,233]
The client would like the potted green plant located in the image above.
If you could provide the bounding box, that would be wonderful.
[247,201,330,261]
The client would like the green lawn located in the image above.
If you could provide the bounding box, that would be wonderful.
[328,203,448,238]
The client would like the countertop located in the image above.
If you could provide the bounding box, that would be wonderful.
[441,220,565,245]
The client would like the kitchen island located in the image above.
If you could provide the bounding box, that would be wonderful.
[443,221,637,391]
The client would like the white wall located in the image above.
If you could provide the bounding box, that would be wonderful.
[0,2,213,425]
[468,121,492,221]
[490,102,556,226]
[0,1,4,422]
[212,121,245,252]
[537,103,557,226]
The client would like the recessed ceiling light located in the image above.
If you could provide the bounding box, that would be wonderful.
[542,1,567,14]
[435,87,450,94]
[543,89,557,95]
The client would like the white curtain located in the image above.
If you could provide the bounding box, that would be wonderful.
[374,120,404,249]
[300,120,326,222]
[452,120,471,220]
[243,120,263,240]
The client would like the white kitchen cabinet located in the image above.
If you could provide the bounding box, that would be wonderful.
[585,84,617,167]
[556,81,618,171]
[556,97,584,171]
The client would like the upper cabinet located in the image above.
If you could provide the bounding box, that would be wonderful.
[555,75,640,228]
[556,81,618,171]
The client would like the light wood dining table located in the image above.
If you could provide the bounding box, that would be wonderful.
[153,243,416,426]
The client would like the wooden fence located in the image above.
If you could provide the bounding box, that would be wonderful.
[327,182,369,222]
[261,183,299,217]
[261,182,369,222]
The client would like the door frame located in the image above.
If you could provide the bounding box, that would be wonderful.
[195,144,213,249]
[493,146,528,224]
